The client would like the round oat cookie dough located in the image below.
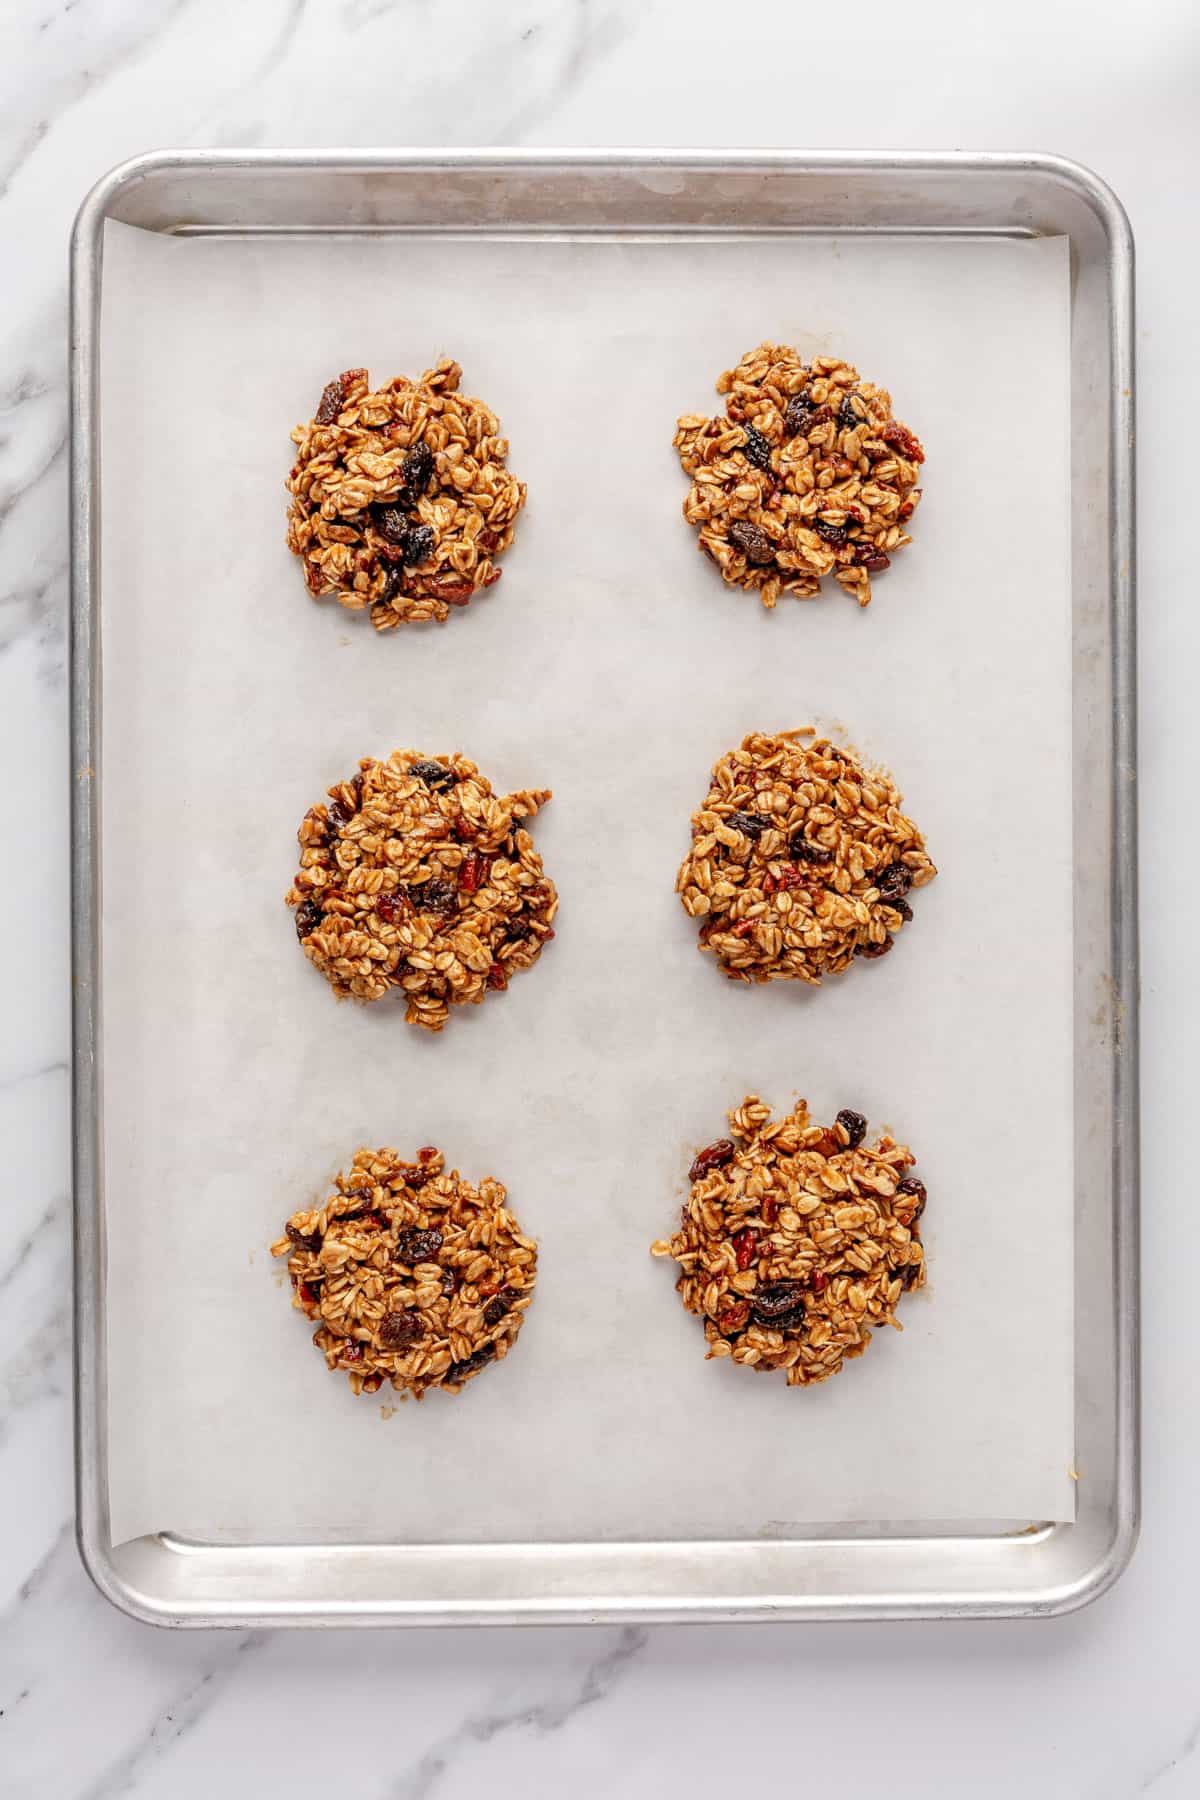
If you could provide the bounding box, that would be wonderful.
[285,749,557,1033]
[651,1096,927,1386]
[676,730,936,986]
[673,344,925,609]
[272,1145,537,1398]
[285,361,526,630]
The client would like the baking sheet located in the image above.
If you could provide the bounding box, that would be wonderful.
[99,220,1075,1546]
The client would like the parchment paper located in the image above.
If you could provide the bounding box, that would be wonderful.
[99,220,1075,1545]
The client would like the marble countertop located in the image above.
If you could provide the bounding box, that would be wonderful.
[1,1,1193,1794]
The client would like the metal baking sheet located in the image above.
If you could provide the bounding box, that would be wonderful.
[70,150,1138,1625]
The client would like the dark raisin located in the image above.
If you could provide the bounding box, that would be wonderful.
[375,891,407,924]
[727,518,775,566]
[401,441,435,495]
[417,880,457,916]
[504,919,533,944]
[838,395,864,431]
[378,1310,424,1351]
[815,519,848,547]
[784,398,833,437]
[740,425,774,472]
[875,862,913,902]
[788,832,827,863]
[891,897,914,923]
[750,1282,807,1328]
[371,503,410,545]
[836,1109,868,1150]
[716,1301,750,1334]
[727,810,771,839]
[350,772,365,808]
[446,1341,497,1383]
[403,523,436,566]
[483,1296,510,1327]
[405,1168,431,1192]
[315,374,348,424]
[689,1139,736,1182]
[286,1222,322,1253]
[394,1227,444,1264]
[857,935,894,960]
[441,1268,458,1297]
[294,899,323,940]
[409,759,456,790]
[896,1178,927,1218]
[326,797,351,831]
[897,1262,920,1289]
[857,549,891,574]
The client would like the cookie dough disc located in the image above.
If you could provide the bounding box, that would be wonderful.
[286,361,526,629]
[673,344,924,609]
[286,749,557,1032]
[651,1096,927,1387]
[272,1146,537,1397]
[676,731,935,985]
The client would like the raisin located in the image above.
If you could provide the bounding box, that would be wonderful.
[446,1341,497,1383]
[405,1168,431,1192]
[857,935,894,959]
[378,566,407,606]
[727,810,771,839]
[294,899,323,940]
[371,503,410,545]
[378,1310,424,1351]
[784,398,833,437]
[896,1178,927,1218]
[838,395,864,431]
[815,519,848,547]
[286,1222,322,1253]
[486,962,508,990]
[716,1301,750,1334]
[875,862,912,902]
[326,797,352,832]
[483,1296,510,1326]
[727,519,775,566]
[880,420,925,464]
[732,1228,758,1272]
[836,1108,868,1150]
[351,771,365,808]
[417,880,457,916]
[403,523,436,565]
[689,1139,736,1182]
[375,891,407,924]
[458,851,491,893]
[441,1268,458,1297]
[401,441,435,495]
[315,374,349,424]
[897,1262,920,1289]
[750,1283,807,1328]
[297,1280,321,1306]
[891,897,914,923]
[504,919,533,944]
[860,550,891,574]
[788,832,827,863]
[394,1227,443,1264]
[410,759,456,790]
[740,425,774,472]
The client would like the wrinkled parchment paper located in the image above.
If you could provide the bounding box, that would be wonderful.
[99,222,1075,1544]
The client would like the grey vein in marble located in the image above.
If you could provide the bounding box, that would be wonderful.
[79,1633,268,1800]
[0,1196,64,1300]
[386,1626,648,1800]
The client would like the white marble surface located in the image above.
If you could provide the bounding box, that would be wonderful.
[0,1,1195,1794]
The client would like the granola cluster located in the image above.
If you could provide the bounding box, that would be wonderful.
[676,731,936,985]
[285,361,526,630]
[286,749,557,1032]
[272,1146,537,1397]
[651,1097,926,1386]
[673,344,924,608]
